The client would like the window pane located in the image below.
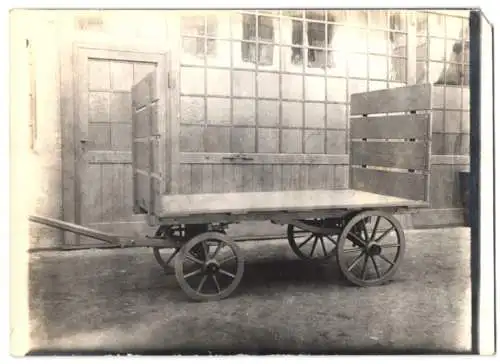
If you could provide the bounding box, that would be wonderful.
[282,102,303,127]
[327,77,347,102]
[304,129,325,154]
[233,70,255,97]
[305,103,325,128]
[257,72,279,98]
[231,127,256,153]
[281,129,302,153]
[258,100,279,126]
[233,99,255,126]
[368,30,389,54]
[282,74,303,100]
[258,128,279,153]
[305,76,325,101]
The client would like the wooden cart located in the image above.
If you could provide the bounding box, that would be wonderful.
[30,83,434,302]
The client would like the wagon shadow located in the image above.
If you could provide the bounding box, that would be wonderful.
[237,258,348,291]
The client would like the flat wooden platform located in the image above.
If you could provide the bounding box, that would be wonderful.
[157,189,428,218]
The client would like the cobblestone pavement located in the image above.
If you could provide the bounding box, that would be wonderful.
[27,227,471,354]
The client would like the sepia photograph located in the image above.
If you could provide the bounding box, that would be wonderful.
[8,5,495,357]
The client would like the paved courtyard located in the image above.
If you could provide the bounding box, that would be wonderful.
[27,227,471,355]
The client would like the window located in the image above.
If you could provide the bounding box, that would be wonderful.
[415,11,469,86]
[181,15,217,57]
[389,12,407,83]
[241,14,274,65]
[291,12,335,68]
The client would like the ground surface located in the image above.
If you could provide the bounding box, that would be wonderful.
[27,227,471,355]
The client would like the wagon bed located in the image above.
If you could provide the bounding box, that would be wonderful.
[30,83,435,302]
[157,189,427,220]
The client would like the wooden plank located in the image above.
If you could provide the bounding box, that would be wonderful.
[191,164,203,194]
[334,165,348,189]
[223,164,234,193]
[134,105,150,138]
[111,164,123,219]
[135,172,150,211]
[234,164,244,192]
[123,164,134,217]
[350,83,432,115]
[80,164,102,225]
[212,164,224,193]
[134,141,149,171]
[132,71,152,108]
[351,167,428,202]
[272,165,282,191]
[350,141,429,170]
[87,151,132,164]
[282,165,301,191]
[101,165,114,222]
[410,208,467,228]
[157,189,428,218]
[262,164,273,192]
[350,114,431,139]
[431,155,470,165]
[242,165,255,192]
[180,152,349,165]
[202,164,213,193]
[179,165,191,194]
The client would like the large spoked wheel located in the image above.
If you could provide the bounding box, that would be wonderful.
[336,210,406,287]
[175,232,244,301]
[287,219,341,261]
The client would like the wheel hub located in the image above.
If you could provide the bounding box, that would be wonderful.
[203,259,220,273]
[366,242,382,256]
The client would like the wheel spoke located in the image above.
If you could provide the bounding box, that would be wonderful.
[360,254,369,280]
[298,234,314,249]
[375,226,395,242]
[196,275,208,293]
[219,255,236,265]
[343,247,363,253]
[219,269,235,279]
[379,243,401,249]
[320,237,328,256]
[186,253,204,265]
[212,275,221,294]
[201,241,209,257]
[347,232,366,248]
[347,251,365,272]
[361,220,369,242]
[325,235,338,245]
[370,216,381,241]
[379,253,395,266]
[309,236,319,257]
[211,241,223,259]
[184,268,202,279]
[371,256,381,278]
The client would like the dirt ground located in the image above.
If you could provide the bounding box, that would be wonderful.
[27,227,472,355]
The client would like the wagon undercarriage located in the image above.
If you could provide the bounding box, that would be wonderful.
[30,201,407,302]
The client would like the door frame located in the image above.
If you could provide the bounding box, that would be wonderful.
[62,37,171,245]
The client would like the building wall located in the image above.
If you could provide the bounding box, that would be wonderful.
[16,10,470,249]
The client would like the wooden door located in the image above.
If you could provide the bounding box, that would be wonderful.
[73,44,167,243]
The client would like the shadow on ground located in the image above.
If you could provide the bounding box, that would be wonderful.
[27,228,472,355]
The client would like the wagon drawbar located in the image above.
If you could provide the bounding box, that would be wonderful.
[29,82,434,302]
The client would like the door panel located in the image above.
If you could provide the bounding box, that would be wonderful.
[74,45,167,244]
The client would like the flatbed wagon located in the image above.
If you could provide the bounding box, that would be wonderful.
[30,81,435,302]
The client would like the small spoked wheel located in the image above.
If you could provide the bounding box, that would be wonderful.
[175,232,244,301]
[287,219,341,261]
[336,210,405,287]
[152,226,180,274]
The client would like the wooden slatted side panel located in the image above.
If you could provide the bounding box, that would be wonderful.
[351,168,428,202]
[349,84,432,204]
[176,163,349,194]
[350,83,433,115]
[132,71,163,218]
